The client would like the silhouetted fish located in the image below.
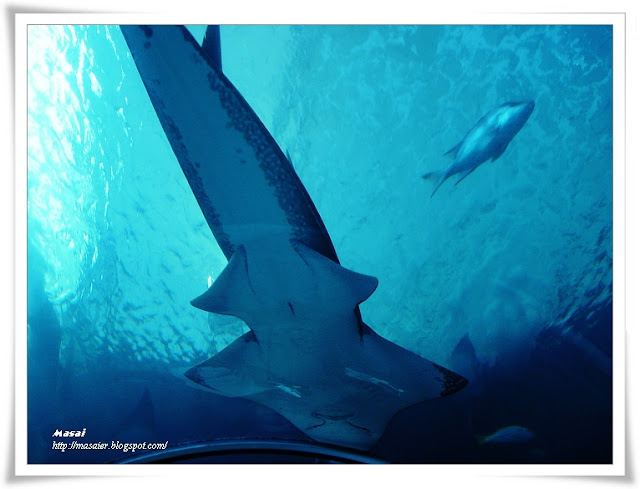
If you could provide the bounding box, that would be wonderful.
[423,101,534,197]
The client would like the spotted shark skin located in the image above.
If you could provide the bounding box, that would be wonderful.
[120,25,467,451]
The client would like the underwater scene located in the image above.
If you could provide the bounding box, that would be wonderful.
[26,24,613,464]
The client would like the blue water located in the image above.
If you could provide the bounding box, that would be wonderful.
[26,24,612,463]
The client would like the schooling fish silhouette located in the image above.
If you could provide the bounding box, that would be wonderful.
[120,25,467,451]
[423,101,534,197]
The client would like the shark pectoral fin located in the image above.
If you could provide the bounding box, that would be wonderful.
[359,325,468,400]
[190,245,255,319]
[185,331,271,397]
[291,240,379,307]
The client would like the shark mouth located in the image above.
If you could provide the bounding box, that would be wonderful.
[120,25,467,451]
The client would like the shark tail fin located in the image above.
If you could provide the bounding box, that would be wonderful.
[422,170,448,198]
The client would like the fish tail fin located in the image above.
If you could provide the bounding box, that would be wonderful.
[422,170,447,198]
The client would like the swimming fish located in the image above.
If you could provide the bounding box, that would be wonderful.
[423,100,534,197]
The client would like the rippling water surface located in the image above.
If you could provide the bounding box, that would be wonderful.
[26,24,612,464]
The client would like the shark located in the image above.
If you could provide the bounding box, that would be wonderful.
[120,25,467,451]
[423,100,535,197]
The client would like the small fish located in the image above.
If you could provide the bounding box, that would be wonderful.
[423,101,535,197]
[477,425,535,445]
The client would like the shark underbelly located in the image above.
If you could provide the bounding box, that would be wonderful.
[122,25,468,451]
